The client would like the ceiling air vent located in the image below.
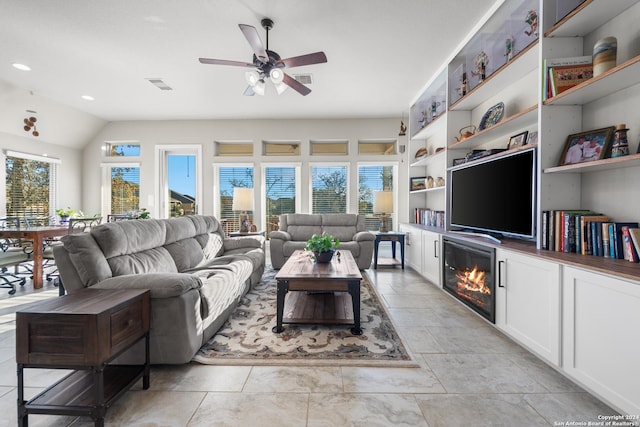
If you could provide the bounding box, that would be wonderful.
[294,74,313,85]
[146,78,173,90]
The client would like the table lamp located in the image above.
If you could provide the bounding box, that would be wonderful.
[373,191,393,233]
[232,187,254,234]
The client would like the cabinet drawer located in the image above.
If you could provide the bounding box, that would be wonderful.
[110,298,145,353]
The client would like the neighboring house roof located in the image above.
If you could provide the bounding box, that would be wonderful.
[170,190,195,204]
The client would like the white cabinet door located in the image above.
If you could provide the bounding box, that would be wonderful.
[495,249,562,365]
[400,225,423,272]
[421,230,441,286]
[562,266,640,415]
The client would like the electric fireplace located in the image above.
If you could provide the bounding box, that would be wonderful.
[442,237,495,323]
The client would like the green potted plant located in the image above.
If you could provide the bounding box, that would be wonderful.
[55,207,82,223]
[305,234,340,263]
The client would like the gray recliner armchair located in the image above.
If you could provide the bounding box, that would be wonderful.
[269,213,375,270]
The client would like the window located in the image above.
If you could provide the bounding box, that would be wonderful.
[168,154,196,217]
[310,164,348,214]
[263,165,299,237]
[310,140,348,156]
[110,165,140,214]
[156,145,201,219]
[358,139,396,155]
[358,164,396,231]
[104,142,140,157]
[5,151,58,217]
[215,141,253,156]
[263,141,300,156]
[217,165,254,235]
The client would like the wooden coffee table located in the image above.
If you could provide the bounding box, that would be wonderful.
[272,250,363,335]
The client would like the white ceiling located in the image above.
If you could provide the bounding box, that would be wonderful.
[0,0,496,126]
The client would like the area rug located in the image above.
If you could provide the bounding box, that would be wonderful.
[193,268,417,367]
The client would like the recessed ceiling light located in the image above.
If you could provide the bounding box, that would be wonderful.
[12,63,31,71]
[81,95,95,101]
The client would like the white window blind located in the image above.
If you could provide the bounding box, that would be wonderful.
[218,166,254,233]
[358,164,394,231]
[265,166,296,237]
[311,165,347,214]
[5,152,59,217]
[110,166,140,214]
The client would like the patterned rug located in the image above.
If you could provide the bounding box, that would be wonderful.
[193,268,417,367]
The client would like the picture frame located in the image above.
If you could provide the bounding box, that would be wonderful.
[508,131,528,149]
[526,130,538,145]
[410,176,427,191]
[559,126,615,166]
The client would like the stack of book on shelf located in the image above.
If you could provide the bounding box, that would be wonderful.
[414,208,444,228]
[542,210,640,262]
[543,56,593,100]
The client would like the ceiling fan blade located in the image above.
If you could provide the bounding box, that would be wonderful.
[276,51,327,68]
[239,24,268,63]
[243,86,255,96]
[282,73,311,96]
[199,58,256,68]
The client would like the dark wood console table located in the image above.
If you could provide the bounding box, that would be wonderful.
[16,288,150,427]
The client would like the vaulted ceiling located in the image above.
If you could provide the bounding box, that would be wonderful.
[0,0,496,146]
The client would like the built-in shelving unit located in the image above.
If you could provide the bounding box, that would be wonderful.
[403,0,640,415]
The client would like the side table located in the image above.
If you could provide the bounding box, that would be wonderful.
[16,288,150,427]
[228,230,266,237]
[373,231,406,269]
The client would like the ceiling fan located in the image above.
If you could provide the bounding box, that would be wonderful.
[199,18,327,96]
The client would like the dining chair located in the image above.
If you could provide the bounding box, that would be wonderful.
[0,217,32,294]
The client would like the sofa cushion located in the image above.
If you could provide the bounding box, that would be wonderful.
[164,216,197,244]
[107,247,178,276]
[92,219,167,258]
[61,232,113,287]
[163,238,206,272]
[283,214,322,241]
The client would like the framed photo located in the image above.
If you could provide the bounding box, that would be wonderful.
[526,131,538,145]
[508,131,528,149]
[559,126,615,165]
[410,176,427,191]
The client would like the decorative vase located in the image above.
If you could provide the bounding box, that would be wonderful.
[593,36,617,77]
[610,124,629,158]
[314,250,334,263]
[59,215,69,224]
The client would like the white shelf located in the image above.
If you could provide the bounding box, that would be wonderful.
[410,149,446,167]
[447,104,538,151]
[449,41,539,111]
[544,56,640,106]
[544,153,640,174]
[544,0,639,38]
[411,113,446,141]
[410,186,445,195]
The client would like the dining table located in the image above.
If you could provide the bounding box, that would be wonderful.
[0,225,69,289]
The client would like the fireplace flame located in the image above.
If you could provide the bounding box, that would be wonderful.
[455,265,490,295]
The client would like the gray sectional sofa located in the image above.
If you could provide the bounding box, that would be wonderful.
[53,215,265,364]
[269,213,375,269]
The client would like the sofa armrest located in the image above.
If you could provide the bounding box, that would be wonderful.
[269,230,291,241]
[353,231,375,242]
[91,273,202,299]
[223,237,264,252]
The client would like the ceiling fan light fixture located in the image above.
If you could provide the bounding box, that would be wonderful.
[252,79,266,96]
[274,81,288,95]
[269,68,284,84]
[245,70,261,87]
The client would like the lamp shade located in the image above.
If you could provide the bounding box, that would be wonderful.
[232,187,254,211]
[373,191,393,214]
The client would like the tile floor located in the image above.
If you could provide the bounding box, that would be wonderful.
[0,246,619,426]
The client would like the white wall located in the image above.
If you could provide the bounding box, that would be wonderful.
[84,118,410,227]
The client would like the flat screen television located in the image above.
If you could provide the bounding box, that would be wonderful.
[449,147,537,240]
